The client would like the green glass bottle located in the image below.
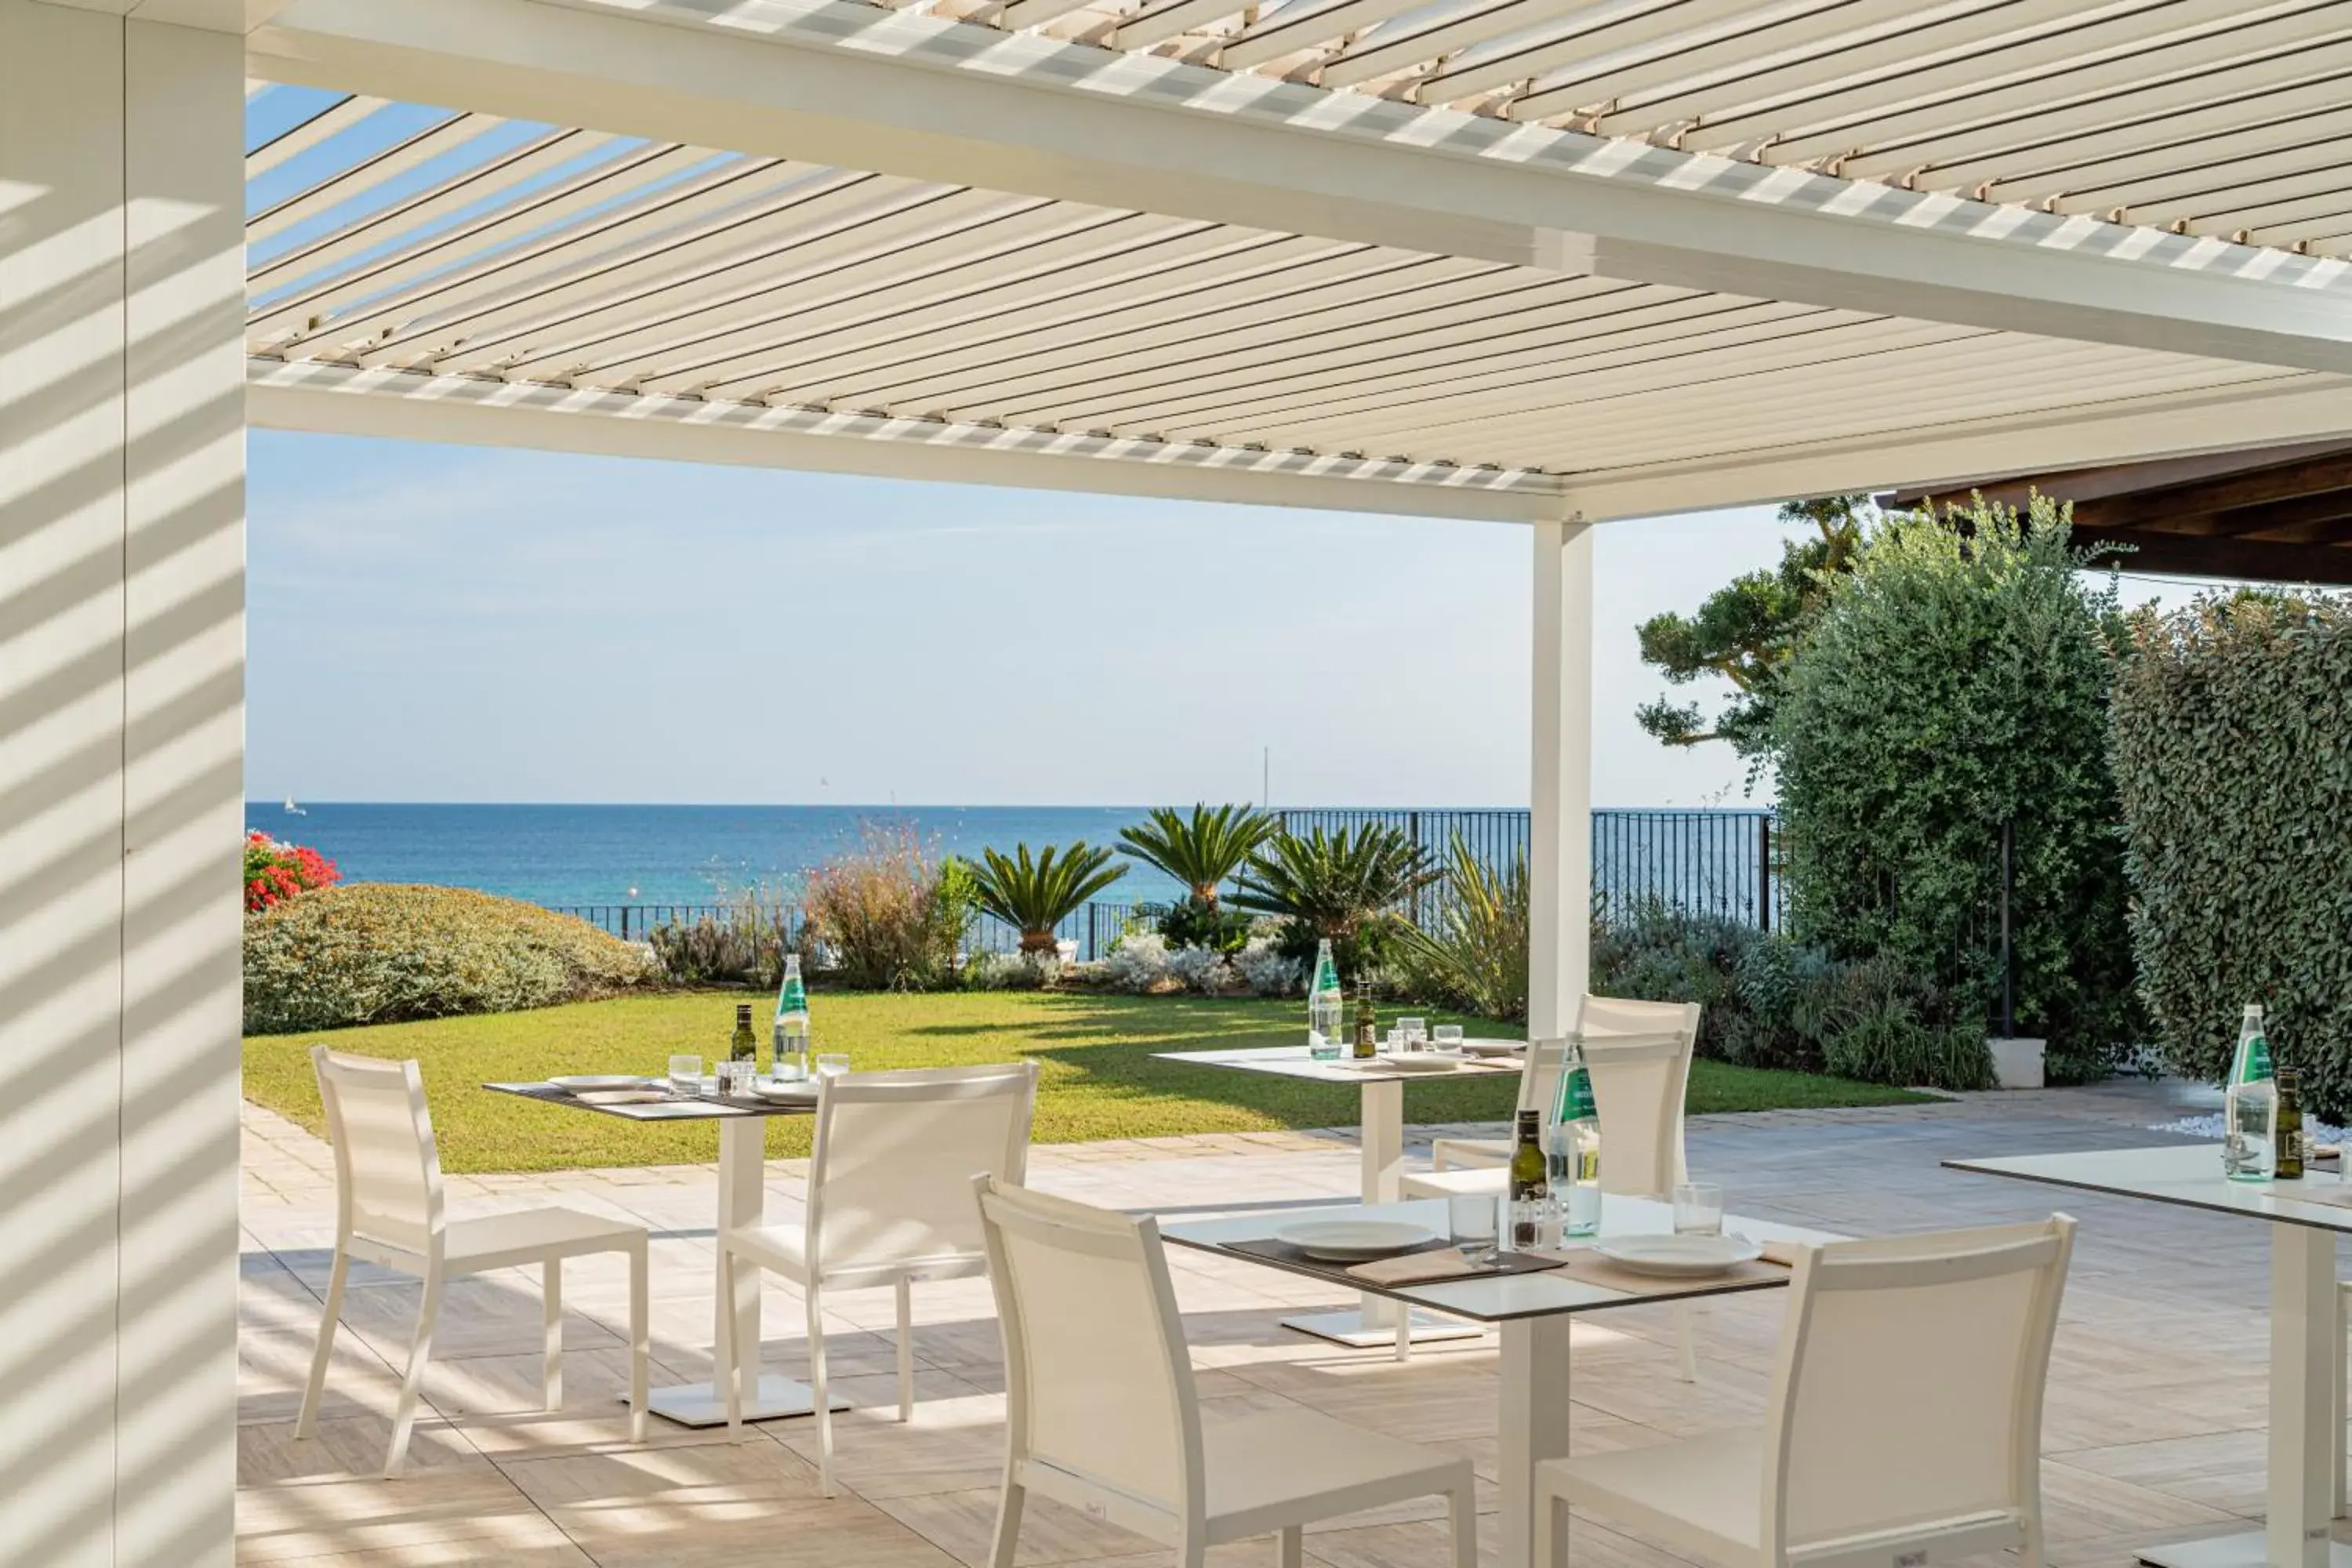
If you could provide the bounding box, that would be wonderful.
[772,953,810,1080]
[729,1002,757,1065]
[1508,1109,1546,1248]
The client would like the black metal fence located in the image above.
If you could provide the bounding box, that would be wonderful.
[552,898,1164,962]
[552,807,1785,954]
[1279,806,1785,931]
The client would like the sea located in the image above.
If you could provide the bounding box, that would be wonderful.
[245,802,1196,907]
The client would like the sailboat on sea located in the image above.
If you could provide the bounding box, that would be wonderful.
[282,796,306,816]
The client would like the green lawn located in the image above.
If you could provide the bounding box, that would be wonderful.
[243,989,1933,1174]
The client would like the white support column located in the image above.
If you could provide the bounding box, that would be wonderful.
[1528,518,1594,1042]
[0,5,246,1565]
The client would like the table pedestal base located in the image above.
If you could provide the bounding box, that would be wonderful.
[639,1375,851,1428]
[2138,1533,2351,1568]
[1279,1308,1486,1348]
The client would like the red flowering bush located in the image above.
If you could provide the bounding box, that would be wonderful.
[244,830,339,913]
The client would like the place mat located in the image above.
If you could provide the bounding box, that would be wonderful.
[1523,1242,1796,1300]
[1346,1247,1562,1287]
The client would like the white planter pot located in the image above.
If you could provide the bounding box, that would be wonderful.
[1987,1036,2046,1091]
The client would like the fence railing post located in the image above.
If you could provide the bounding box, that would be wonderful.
[1757,817,1772,934]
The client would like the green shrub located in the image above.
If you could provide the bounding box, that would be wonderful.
[1591,903,1992,1089]
[1156,897,1252,953]
[1773,493,2137,1083]
[244,884,652,1033]
[1394,838,1530,1022]
[648,893,788,987]
[2111,591,2352,1120]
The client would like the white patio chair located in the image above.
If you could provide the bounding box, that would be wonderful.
[1534,1215,2078,1568]
[1410,997,1700,1175]
[973,1176,1478,1568]
[1401,997,1702,1376]
[296,1047,650,1478]
[717,1061,1038,1496]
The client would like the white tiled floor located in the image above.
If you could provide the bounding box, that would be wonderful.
[236,1083,2345,1567]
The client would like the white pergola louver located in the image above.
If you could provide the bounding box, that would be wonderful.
[229,0,2352,522]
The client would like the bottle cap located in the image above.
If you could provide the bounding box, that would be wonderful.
[735,1003,752,1018]
[2278,1068,2299,1088]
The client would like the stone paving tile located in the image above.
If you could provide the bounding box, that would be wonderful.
[235,1087,2346,1567]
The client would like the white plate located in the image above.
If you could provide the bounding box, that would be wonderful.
[1343,1054,1461,1074]
[1590,1234,1762,1278]
[1459,1039,1525,1058]
[1275,1220,1440,1261]
[751,1079,818,1101]
[574,1087,671,1107]
[549,1074,650,1092]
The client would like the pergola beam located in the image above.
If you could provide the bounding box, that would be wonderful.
[240,0,2352,376]
[1555,378,2352,522]
[245,359,1572,523]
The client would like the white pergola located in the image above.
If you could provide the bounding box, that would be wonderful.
[8,0,2352,1559]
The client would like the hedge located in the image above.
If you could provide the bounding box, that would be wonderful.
[2111,592,2352,1120]
[244,884,653,1034]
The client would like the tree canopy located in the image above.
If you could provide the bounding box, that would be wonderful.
[1635,495,1870,782]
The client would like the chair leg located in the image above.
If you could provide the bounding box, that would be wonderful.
[895,1274,915,1424]
[808,1285,835,1498]
[1447,1480,1476,1568]
[1396,1308,1411,1363]
[385,1267,443,1479]
[2020,1514,2046,1568]
[988,1470,1025,1568]
[542,1258,564,1411]
[1279,1525,1304,1568]
[295,1246,349,1439]
[718,1251,746,1439]
[1674,1300,1700,1384]
[627,1236,649,1445]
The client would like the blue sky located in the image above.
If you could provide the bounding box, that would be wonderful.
[248,432,1827,808]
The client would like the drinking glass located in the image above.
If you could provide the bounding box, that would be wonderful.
[815,1052,851,1080]
[1432,1025,1465,1054]
[668,1054,702,1094]
[1449,1194,1498,1264]
[1399,1017,1428,1050]
[1673,1181,1725,1238]
[717,1058,756,1098]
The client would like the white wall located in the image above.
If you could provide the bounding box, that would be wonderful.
[0,4,245,1562]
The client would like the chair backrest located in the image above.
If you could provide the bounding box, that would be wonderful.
[974,1176,1203,1526]
[1762,1217,2076,1561]
[1577,996,1699,1196]
[808,1062,1037,1277]
[310,1046,444,1255]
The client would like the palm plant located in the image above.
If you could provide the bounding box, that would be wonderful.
[967,840,1128,955]
[1232,824,1438,972]
[1116,804,1276,908]
[1394,837,1530,1022]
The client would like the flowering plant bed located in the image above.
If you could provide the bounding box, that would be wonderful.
[243,830,339,912]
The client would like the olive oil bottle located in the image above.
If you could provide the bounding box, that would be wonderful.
[1352,982,1377,1060]
[2277,1068,2305,1181]
[1509,1109,1547,1249]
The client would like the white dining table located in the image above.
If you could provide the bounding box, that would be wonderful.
[1152,1042,1521,1347]
[487,1078,848,1428]
[1948,1143,2350,1568]
[1163,1193,1841,1568]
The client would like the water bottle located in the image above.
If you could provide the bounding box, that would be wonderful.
[1307,939,1344,1060]
[1549,1039,1602,1236]
[772,953,811,1082]
[2223,1004,2276,1182]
